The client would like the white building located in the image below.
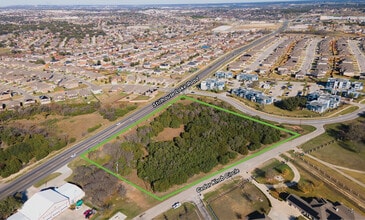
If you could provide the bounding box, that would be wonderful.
[8,183,85,220]
[200,78,225,91]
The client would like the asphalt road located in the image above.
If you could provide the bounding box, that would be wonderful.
[192,91,365,125]
[135,125,325,220]
[134,91,364,219]
[0,21,288,200]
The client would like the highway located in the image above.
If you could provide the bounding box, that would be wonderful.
[1,18,364,219]
[0,21,287,200]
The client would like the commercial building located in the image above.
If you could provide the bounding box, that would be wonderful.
[8,183,85,220]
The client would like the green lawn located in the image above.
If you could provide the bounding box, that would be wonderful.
[34,172,62,188]
[154,202,201,220]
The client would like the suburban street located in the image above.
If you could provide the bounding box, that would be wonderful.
[1,18,364,219]
[299,38,320,74]
[348,39,365,74]
[0,20,288,200]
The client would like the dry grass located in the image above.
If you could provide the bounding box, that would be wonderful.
[208,182,270,219]
[57,113,110,140]
[154,125,184,142]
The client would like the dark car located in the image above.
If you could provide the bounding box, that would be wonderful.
[83,209,92,217]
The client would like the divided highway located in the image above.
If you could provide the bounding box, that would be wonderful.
[0,20,288,200]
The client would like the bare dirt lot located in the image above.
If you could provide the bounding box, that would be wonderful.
[154,125,184,142]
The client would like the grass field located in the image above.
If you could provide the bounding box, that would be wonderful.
[310,142,365,171]
[331,105,359,117]
[207,182,270,219]
[133,95,150,101]
[154,202,202,220]
[278,157,365,215]
[340,169,365,184]
[303,155,365,197]
[263,104,318,118]
[33,172,61,188]
[300,119,365,171]
[252,158,294,184]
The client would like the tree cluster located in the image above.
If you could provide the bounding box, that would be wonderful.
[0,126,68,177]
[0,195,22,220]
[274,96,307,111]
[0,102,136,123]
[97,141,143,177]
[99,104,137,121]
[330,120,365,152]
[0,102,100,123]
[120,102,281,192]
[72,165,126,209]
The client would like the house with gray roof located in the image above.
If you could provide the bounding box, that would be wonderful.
[286,194,362,220]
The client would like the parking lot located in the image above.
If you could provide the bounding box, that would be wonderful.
[55,205,92,220]
[267,81,321,101]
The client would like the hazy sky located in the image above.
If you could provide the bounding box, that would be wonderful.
[0,0,293,7]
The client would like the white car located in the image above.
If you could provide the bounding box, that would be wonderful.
[172,202,181,209]
[70,153,76,158]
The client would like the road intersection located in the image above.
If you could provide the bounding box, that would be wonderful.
[1,20,364,219]
[0,20,288,201]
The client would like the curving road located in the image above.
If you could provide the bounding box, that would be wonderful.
[191,91,365,125]
[0,21,288,200]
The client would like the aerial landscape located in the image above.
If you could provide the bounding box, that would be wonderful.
[0,0,365,219]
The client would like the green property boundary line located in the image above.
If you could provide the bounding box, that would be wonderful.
[80,95,300,201]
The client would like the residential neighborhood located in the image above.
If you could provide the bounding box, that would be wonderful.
[0,1,365,220]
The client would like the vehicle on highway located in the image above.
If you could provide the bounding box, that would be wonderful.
[116,122,121,126]
[172,202,181,209]
[70,153,76,158]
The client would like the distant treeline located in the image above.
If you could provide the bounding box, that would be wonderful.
[0,102,136,122]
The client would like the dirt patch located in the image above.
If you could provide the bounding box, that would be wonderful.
[209,183,270,219]
[125,169,152,191]
[124,171,153,209]
[120,94,139,102]
[286,125,304,132]
[57,113,110,140]
[154,125,184,142]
